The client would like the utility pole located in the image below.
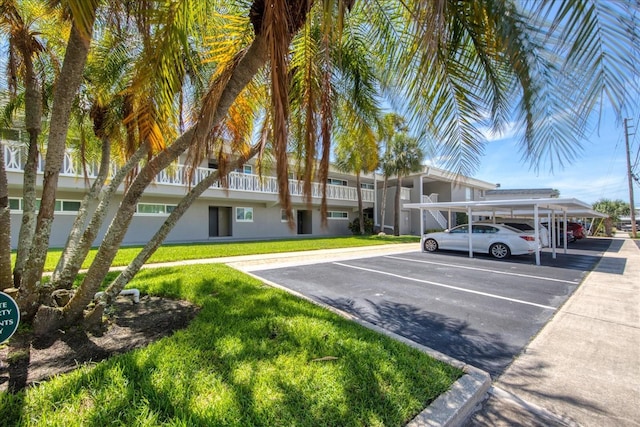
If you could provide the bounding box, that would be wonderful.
[624,118,637,238]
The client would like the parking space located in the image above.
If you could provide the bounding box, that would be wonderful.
[248,238,613,378]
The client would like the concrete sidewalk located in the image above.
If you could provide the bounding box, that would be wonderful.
[469,234,640,426]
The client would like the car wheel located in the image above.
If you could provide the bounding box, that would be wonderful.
[423,238,438,252]
[489,242,511,259]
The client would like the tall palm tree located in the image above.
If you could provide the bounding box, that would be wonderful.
[334,126,379,234]
[388,132,424,236]
[377,113,407,233]
[3,0,639,332]
[1,0,60,287]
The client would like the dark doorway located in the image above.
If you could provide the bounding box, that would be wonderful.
[297,210,313,235]
[209,206,232,237]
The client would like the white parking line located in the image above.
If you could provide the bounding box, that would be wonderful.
[333,262,557,310]
[385,255,577,284]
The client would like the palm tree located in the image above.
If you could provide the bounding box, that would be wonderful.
[334,126,379,234]
[1,0,59,287]
[377,113,407,233]
[593,199,630,236]
[3,0,639,333]
[387,132,424,236]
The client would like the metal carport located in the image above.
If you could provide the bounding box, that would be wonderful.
[404,198,608,265]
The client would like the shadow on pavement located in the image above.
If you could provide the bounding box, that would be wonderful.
[317,296,517,378]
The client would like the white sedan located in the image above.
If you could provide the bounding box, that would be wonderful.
[422,224,540,259]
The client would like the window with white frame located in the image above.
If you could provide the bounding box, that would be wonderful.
[327,211,348,219]
[236,164,253,174]
[281,209,294,222]
[32,199,81,213]
[328,178,347,186]
[136,203,176,215]
[236,207,253,222]
[8,198,21,211]
[56,200,81,212]
[360,182,374,190]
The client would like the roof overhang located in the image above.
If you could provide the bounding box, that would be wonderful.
[404,197,607,218]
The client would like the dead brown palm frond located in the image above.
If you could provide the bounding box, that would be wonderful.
[263,0,294,225]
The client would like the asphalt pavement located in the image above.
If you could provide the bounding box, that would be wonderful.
[466,233,640,426]
[159,235,639,426]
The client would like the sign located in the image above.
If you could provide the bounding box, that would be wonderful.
[0,291,20,344]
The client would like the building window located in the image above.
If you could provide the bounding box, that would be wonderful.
[327,211,348,219]
[136,203,176,215]
[328,178,348,186]
[8,198,21,211]
[236,164,253,174]
[33,199,81,213]
[281,209,294,222]
[360,182,374,190]
[56,200,81,212]
[236,207,253,222]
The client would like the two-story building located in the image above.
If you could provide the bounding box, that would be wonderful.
[2,135,496,248]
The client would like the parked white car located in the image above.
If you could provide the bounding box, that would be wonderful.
[478,221,550,247]
[422,224,540,259]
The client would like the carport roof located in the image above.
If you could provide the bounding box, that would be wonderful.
[404,197,607,218]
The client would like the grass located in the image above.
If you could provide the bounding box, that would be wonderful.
[0,264,461,426]
[11,235,419,272]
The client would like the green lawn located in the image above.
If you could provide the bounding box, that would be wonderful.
[1,264,461,426]
[14,235,420,272]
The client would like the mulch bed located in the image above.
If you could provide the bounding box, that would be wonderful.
[0,295,199,393]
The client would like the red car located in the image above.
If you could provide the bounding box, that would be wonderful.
[567,222,586,239]
[542,221,585,243]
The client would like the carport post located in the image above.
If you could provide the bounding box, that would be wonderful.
[563,212,568,253]
[468,206,474,258]
[420,207,425,252]
[534,204,541,265]
[548,212,556,259]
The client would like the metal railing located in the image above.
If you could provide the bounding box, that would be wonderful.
[3,143,374,203]
[422,193,448,229]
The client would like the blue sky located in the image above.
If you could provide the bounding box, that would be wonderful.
[469,110,640,206]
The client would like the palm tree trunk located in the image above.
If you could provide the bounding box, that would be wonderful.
[51,139,111,285]
[99,144,261,306]
[13,45,43,288]
[356,173,364,234]
[18,13,97,320]
[394,176,402,236]
[59,34,270,326]
[13,141,39,287]
[52,143,148,290]
[380,175,388,233]
[0,146,12,289]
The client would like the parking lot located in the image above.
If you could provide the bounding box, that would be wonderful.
[249,238,613,378]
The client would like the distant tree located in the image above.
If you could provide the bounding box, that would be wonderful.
[593,199,630,236]
[388,133,424,236]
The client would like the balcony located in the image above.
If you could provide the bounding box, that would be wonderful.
[2,143,374,203]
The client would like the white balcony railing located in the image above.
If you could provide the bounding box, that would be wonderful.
[3,143,374,203]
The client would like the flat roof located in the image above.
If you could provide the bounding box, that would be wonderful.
[404,197,607,218]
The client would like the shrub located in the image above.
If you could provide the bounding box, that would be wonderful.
[348,217,374,235]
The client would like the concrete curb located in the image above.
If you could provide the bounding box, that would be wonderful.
[351,317,491,427]
[241,269,492,427]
